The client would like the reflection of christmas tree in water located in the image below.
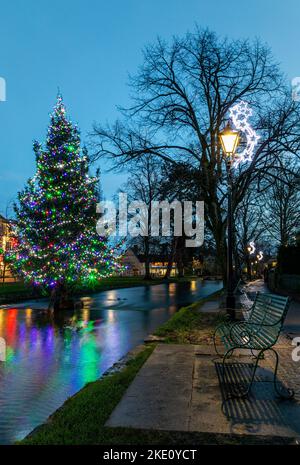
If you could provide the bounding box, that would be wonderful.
[11,95,124,309]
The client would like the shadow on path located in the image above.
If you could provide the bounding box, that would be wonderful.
[215,361,300,436]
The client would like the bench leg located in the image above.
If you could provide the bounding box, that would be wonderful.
[268,347,295,400]
[213,326,233,358]
[222,348,263,399]
[250,348,264,360]
[213,328,224,357]
[221,349,234,393]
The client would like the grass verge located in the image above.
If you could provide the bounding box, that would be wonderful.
[154,290,224,344]
[0,282,40,303]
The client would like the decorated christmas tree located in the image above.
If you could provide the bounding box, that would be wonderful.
[10,95,123,309]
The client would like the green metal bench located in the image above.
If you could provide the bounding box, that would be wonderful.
[213,292,294,399]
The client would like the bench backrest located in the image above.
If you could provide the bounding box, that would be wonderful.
[248,292,290,343]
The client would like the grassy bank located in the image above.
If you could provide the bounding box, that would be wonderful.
[154,289,223,344]
[0,282,39,303]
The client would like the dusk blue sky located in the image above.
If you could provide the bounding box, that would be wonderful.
[0,0,300,215]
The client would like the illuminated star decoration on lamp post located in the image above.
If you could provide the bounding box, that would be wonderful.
[247,241,256,255]
[257,251,264,261]
[229,101,260,168]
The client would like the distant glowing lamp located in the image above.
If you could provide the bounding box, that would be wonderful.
[257,251,264,261]
[219,122,240,156]
[248,242,256,255]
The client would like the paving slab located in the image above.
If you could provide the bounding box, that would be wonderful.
[199,300,221,313]
[106,344,196,431]
[106,343,300,439]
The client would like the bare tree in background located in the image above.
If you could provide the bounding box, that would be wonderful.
[92,28,300,282]
[121,156,163,279]
[262,167,300,247]
[235,190,265,279]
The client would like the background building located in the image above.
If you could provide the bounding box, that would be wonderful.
[0,215,17,283]
[120,248,145,276]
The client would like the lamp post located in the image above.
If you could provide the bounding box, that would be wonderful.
[219,122,240,319]
[247,241,256,281]
[246,245,252,281]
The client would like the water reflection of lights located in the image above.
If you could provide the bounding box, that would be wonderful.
[0,336,6,361]
[108,309,115,323]
[30,327,41,349]
[0,309,4,333]
[80,334,99,384]
[168,283,176,295]
[82,308,90,325]
[81,296,93,307]
[105,290,117,303]
[190,280,197,291]
[7,309,17,346]
[25,308,32,326]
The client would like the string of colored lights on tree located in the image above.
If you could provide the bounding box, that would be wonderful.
[229,101,260,168]
[9,95,125,288]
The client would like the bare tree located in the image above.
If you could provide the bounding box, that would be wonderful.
[121,156,163,279]
[92,28,300,281]
[261,167,300,247]
[234,190,265,279]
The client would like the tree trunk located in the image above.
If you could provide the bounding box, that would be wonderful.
[143,237,152,280]
[164,237,178,279]
[175,236,185,278]
[144,258,151,280]
[215,235,227,284]
[177,258,184,278]
[246,255,252,280]
[49,283,74,311]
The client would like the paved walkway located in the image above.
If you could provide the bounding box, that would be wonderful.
[242,279,300,334]
[107,344,194,431]
[106,341,300,438]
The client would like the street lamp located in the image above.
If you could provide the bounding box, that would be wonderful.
[219,122,240,157]
[219,121,240,319]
